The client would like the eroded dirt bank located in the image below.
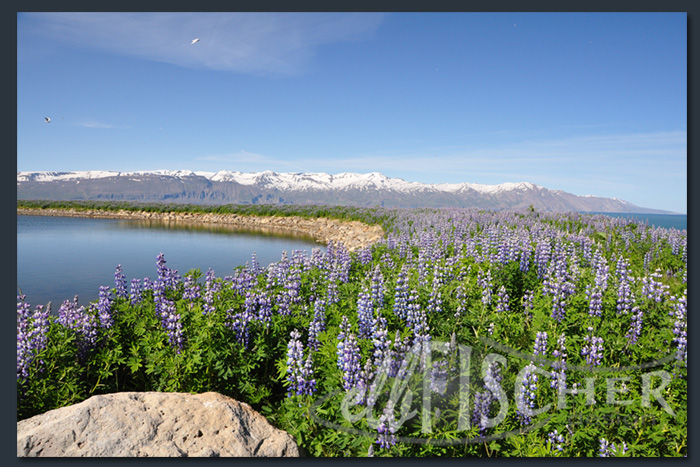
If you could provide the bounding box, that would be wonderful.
[17,207,385,251]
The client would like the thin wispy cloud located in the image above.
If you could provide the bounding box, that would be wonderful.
[190,130,683,209]
[196,150,309,172]
[25,12,384,76]
[297,130,685,179]
[78,121,128,129]
[190,130,686,188]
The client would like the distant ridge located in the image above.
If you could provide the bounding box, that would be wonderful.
[17,170,673,214]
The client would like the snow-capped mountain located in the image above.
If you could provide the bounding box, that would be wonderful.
[16,170,670,213]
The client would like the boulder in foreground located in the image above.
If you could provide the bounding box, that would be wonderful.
[17,391,300,457]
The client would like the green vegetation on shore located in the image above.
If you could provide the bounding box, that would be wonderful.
[17,199,397,233]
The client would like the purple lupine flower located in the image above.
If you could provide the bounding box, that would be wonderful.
[228,309,252,348]
[519,242,531,272]
[477,268,493,307]
[325,269,340,305]
[183,275,201,302]
[355,358,375,406]
[336,315,351,370]
[340,333,363,396]
[357,287,374,339]
[471,391,492,435]
[129,278,142,306]
[643,250,653,271]
[542,254,576,322]
[201,268,220,315]
[426,264,444,314]
[405,290,429,343]
[417,245,432,289]
[380,252,395,270]
[471,360,503,435]
[96,285,113,329]
[454,283,467,318]
[641,269,670,303]
[205,268,221,295]
[227,268,256,296]
[114,264,128,299]
[495,285,509,313]
[370,315,390,369]
[308,299,327,352]
[268,251,289,287]
[388,330,411,378]
[581,327,604,366]
[364,351,393,414]
[599,438,628,457]
[370,265,386,308]
[625,306,643,346]
[141,276,153,292]
[151,278,165,303]
[487,322,495,336]
[670,292,687,368]
[586,284,603,317]
[286,329,309,396]
[157,298,184,352]
[592,249,610,292]
[358,247,373,265]
[533,331,548,357]
[17,297,50,383]
[283,264,302,309]
[550,333,567,390]
[275,287,293,316]
[393,264,410,321]
[521,290,534,322]
[249,251,262,276]
[430,358,449,395]
[616,276,634,315]
[615,255,630,279]
[57,296,98,363]
[376,399,399,450]
[334,244,352,283]
[534,238,552,278]
[516,362,539,425]
[547,430,565,454]
[299,352,317,396]
[255,290,273,326]
[156,252,168,279]
[156,253,181,290]
[310,247,325,270]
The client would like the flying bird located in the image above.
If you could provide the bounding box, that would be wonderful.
[44,117,51,123]
[191,38,200,45]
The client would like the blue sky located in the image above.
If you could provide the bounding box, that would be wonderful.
[17,12,687,213]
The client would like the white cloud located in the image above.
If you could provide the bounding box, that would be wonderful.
[191,130,686,186]
[24,12,384,76]
[196,150,309,172]
[78,121,126,129]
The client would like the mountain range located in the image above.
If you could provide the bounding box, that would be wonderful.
[16,170,673,214]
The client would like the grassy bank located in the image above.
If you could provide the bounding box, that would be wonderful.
[17,199,398,234]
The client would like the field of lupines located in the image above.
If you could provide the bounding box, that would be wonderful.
[17,203,687,457]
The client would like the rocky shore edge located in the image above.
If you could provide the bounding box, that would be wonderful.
[17,207,384,251]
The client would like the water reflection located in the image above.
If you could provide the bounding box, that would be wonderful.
[113,218,321,243]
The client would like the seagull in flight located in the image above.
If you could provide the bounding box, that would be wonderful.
[191,38,200,45]
[44,117,51,123]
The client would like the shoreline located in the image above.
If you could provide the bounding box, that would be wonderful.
[17,207,384,251]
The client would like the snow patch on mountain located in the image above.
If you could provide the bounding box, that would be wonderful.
[17,169,547,195]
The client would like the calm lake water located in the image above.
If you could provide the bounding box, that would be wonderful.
[588,212,687,230]
[17,215,325,310]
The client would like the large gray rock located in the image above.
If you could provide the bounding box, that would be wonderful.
[17,391,300,457]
